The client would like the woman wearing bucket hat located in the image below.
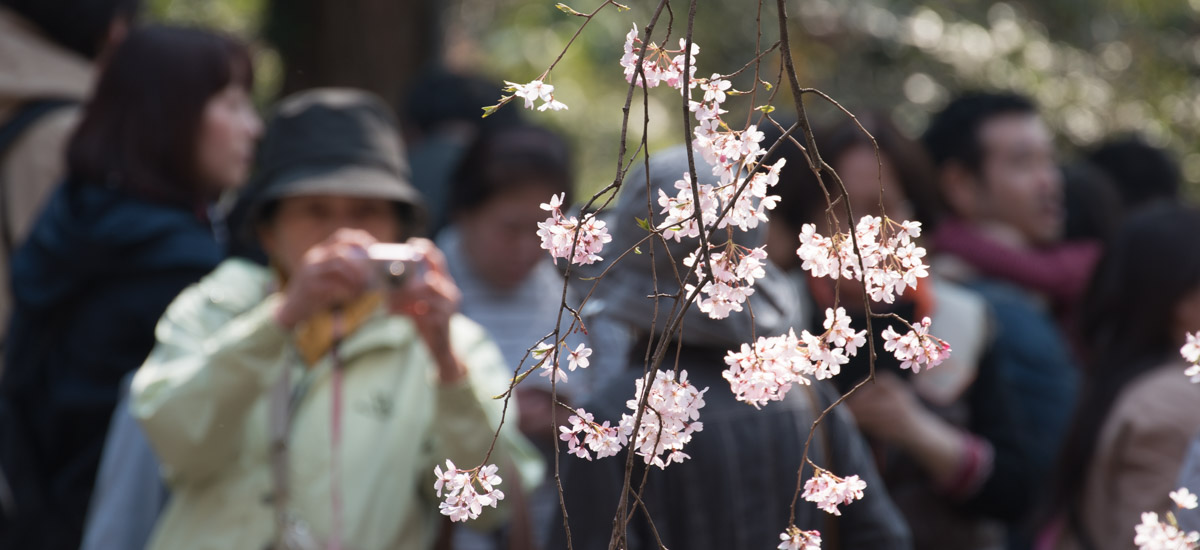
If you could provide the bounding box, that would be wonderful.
[129,88,541,550]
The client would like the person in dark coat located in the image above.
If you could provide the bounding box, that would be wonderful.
[0,25,260,549]
[548,147,912,550]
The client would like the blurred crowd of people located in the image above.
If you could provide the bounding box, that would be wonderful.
[0,1,1198,550]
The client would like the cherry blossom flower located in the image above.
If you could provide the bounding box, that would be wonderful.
[433,460,505,522]
[1135,512,1200,550]
[724,329,810,408]
[802,469,867,516]
[1173,488,1199,510]
[567,343,592,371]
[683,245,769,320]
[619,369,708,469]
[880,317,951,373]
[723,309,867,408]
[538,98,568,112]
[701,74,732,104]
[532,342,567,383]
[506,79,569,112]
[559,408,627,460]
[1183,332,1200,383]
[778,526,822,550]
[537,192,612,265]
[795,216,932,304]
[619,24,698,91]
[824,307,866,354]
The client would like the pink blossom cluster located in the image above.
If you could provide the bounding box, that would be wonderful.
[802,469,867,516]
[778,526,823,550]
[537,193,612,266]
[1135,512,1199,550]
[433,460,505,522]
[690,95,773,189]
[1129,487,1199,549]
[682,245,769,319]
[880,317,952,373]
[559,408,627,461]
[658,36,786,242]
[505,79,568,112]
[555,370,707,468]
[618,24,791,328]
[796,216,928,304]
[722,308,866,408]
[532,341,593,383]
[1183,332,1199,383]
[619,24,783,241]
[619,24,699,91]
[656,157,786,241]
[618,369,708,469]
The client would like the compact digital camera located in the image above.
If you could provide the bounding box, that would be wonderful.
[366,243,421,288]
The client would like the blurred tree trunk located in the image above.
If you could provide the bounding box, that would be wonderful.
[264,0,440,111]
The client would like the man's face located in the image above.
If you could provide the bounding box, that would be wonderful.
[972,113,1063,246]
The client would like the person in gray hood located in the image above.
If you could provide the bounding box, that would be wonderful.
[548,146,912,550]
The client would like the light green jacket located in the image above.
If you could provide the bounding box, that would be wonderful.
[132,259,542,550]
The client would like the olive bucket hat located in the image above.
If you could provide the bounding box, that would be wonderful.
[237,88,426,240]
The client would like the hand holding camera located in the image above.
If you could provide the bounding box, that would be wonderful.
[273,230,465,382]
[383,239,466,382]
[274,229,378,330]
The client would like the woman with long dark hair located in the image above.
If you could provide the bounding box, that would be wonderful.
[0,25,260,549]
[1041,203,1200,550]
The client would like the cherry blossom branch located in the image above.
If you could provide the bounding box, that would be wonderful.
[788,374,873,522]
[743,0,770,129]
[484,0,628,116]
[680,0,716,292]
[438,2,956,545]
[723,41,781,82]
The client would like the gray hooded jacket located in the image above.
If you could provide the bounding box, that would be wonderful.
[549,147,912,550]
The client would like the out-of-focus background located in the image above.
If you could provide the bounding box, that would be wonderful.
[150,0,1200,198]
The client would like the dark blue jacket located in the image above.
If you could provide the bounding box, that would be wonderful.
[0,179,222,550]
[966,279,1079,482]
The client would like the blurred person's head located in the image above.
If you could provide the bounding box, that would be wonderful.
[1086,135,1181,211]
[402,68,523,142]
[762,112,942,272]
[922,91,1063,247]
[246,89,425,277]
[449,124,572,291]
[67,25,259,207]
[1,0,140,60]
[1049,202,1200,526]
[582,146,801,348]
[1061,160,1123,242]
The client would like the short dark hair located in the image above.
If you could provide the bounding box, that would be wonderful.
[67,25,254,206]
[763,112,944,230]
[449,124,573,214]
[1086,135,1181,210]
[921,91,1038,175]
[2,0,141,59]
[402,68,523,135]
[1061,160,1123,242]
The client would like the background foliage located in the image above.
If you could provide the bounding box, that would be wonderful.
[147,0,1200,200]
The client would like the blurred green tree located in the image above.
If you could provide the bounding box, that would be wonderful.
[145,0,1200,198]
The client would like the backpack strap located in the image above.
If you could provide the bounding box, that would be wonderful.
[0,98,78,258]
